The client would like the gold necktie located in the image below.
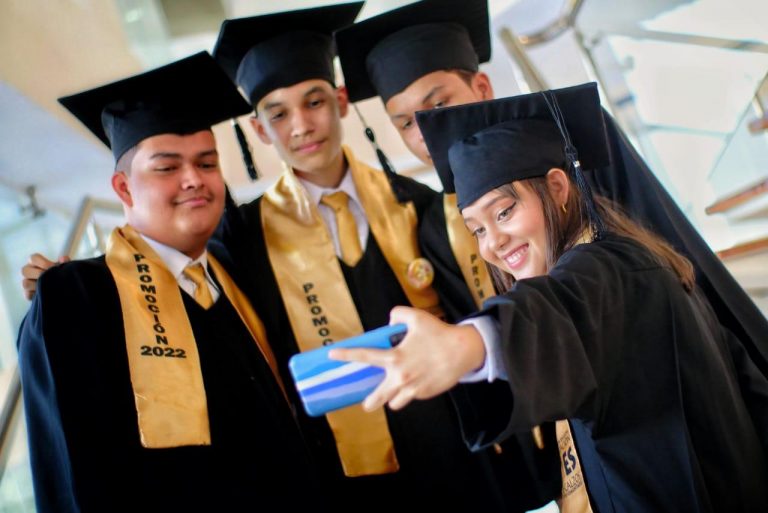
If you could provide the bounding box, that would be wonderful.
[556,420,593,513]
[183,263,214,309]
[321,191,363,266]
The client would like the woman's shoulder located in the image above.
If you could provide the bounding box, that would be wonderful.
[558,232,664,273]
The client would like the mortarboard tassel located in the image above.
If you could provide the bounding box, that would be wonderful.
[541,90,605,239]
[232,119,259,180]
[352,103,410,204]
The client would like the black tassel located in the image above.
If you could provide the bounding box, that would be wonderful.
[232,119,259,180]
[570,157,606,237]
[353,104,410,204]
[541,91,605,238]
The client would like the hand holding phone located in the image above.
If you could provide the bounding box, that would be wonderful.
[288,324,406,417]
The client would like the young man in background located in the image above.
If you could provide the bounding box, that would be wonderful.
[208,4,522,511]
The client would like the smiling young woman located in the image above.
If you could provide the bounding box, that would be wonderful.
[331,83,768,513]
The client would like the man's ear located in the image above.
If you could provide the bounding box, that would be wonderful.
[249,114,273,146]
[472,72,494,101]
[545,168,570,206]
[335,85,350,118]
[111,171,133,207]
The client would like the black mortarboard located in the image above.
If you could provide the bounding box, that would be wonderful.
[58,52,251,162]
[335,0,490,103]
[416,82,610,205]
[213,2,363,107]
[416,82,610,237]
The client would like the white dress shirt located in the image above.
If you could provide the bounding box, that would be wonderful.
[298,169,370,259]
[142,235,221,303]
[459,316,508,383]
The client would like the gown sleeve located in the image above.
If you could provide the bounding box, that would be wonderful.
[473,241,633,438]
[17,276,81,513]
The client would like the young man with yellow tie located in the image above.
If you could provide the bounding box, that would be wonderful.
[17,52,323,513]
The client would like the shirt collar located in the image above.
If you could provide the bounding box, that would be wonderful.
[298,167,362,209]
[141,234,209,282]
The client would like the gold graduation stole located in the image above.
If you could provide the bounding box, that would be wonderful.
[556,420,593,512]
[261,146,442,477]
[555,231,595,511]
[106,225,285,448]
[443,193,495,309]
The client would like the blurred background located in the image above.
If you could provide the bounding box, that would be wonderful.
[1,0,767,510]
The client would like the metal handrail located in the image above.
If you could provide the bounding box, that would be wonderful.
[592,27,768,54]
[0,367,22,483]
[510,0,768,55]
[495,0,586,92]
[516,0,586,47]
[62,196,122,257]
[498,27,549,92]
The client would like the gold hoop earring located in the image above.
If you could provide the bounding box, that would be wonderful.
[561,204,567,214]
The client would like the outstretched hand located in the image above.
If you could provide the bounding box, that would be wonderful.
[21,253,69,300]
[329,306,486,411]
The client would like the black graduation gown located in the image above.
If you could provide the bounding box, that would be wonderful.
[591,112,768,375]
[212,175,549,513]
[462,233,768,512]
[419,111,768,375]
[17,257,322,513]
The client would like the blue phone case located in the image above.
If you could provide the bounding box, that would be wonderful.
[288,324,407,417]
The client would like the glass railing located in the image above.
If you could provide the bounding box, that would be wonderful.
[704,72,768,246]
[572,0,768,251]
[708,72,768,200]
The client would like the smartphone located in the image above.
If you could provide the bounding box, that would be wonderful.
[288,323,407,417]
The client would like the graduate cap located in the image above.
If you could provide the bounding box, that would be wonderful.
[415,82,610,213]
[58,51,252,163]
[212,2,363,107]
[335,0,491,103]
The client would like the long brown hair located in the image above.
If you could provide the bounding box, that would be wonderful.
[486,176,695,293]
